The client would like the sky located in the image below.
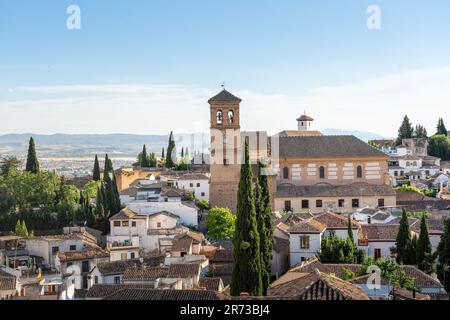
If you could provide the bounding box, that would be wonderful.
[1,0,450,137]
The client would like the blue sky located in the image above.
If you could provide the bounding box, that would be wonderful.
[1,0,450,136]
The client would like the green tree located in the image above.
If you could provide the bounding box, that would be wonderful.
[255,161,274,295]
[161,147,165,158]
[25,137,39,174]
[396,209,413,264]
[205,207,236,240]
[149,152,157,167]
[140,144,150,167]
[414,124,428,138]
[436,118,448,135]
[437,217,450,292]
[416,214,433,273]
[14,220,29,237]
[93,155,101,181]
[181,147,184,157]
[396,115,414,145]
[165,132,177,168]
[102,155,121,216]
[231,139,262,296]
[347,214,355,244]
[0,156,21,176]
[428,134,450,160]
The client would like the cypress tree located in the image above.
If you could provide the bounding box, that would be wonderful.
[93,155,101,181]
[161,147,165,158]
[103,156,121,216]
[437,217,450,292]
[396,115,414,145]
[396,209,412,264]
[165,131,177,168]
[94,186,106,218]
[414,124,428,139]
[347,214,355,244]
[255,161,274,295]
[436,118,448,135]
[25,137,39,174]
[140,145,150,167]
[231,139,262,297]
[185,147,189,157]
[417,214,433,272]
[181,147,184,157]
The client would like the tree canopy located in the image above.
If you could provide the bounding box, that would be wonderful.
[206,207,236,240]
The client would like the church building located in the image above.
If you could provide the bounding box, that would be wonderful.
[208,89,396,214]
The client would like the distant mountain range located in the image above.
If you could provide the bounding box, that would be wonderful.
[321,129,388,142]
[0,129,387,158]
[0,133,210,158]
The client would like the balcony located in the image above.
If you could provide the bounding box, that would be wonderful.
[106,236,139,250]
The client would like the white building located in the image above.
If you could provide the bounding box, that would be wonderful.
[55,245,110,290]
[162,173,210,202]
[25,232,98,269]
[288,212,360,266]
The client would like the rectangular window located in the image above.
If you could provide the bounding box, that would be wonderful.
[197,183,200,187]
[378,199,385,207]
[374,248,381,260]
[338,199,345,208]
[95,276,99,284]
[121,253,127,261]
[113,221,120,227]
[201,192,205,197]
[352,199,360,208]
[302,200,309,209]
[81,261,89,273]
[52,246,59,255]
[190,183,194,187]
[300,236,310,249]
[284,200,292,212]
[70,245,76,251]
[131,253,135,259]
[157,222,162,228]
[394,171,398,177]
[316,200,323,208]
[122,221,129,227]
[114,276,121,284]
[132,221,136,227]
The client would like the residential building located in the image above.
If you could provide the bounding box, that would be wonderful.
[55,245,110,290]
[160,173,210,201]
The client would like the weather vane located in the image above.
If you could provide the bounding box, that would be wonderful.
[221,82,226,90]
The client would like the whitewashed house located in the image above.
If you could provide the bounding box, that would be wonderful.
[289,219,325,266]
[160,173,210,201]
[55,245,110,290]
[25,232,97,269]
[128,201,199,227]
[288,212,360,266]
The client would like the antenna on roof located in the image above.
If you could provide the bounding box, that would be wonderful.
[221,82,226,90]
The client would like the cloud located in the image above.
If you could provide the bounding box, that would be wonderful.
[1,66,450,136]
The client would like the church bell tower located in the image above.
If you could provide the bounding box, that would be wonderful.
[209,89,242,213]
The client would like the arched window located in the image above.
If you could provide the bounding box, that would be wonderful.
[357,165,363,178]
[413,161,417,166]
[283,167,289,179]
[406,161,410,167]
[319,166,325,179]
[227,110,234,124]
[216,110,223,125]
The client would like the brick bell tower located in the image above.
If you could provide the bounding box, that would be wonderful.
[209,88,242,213]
